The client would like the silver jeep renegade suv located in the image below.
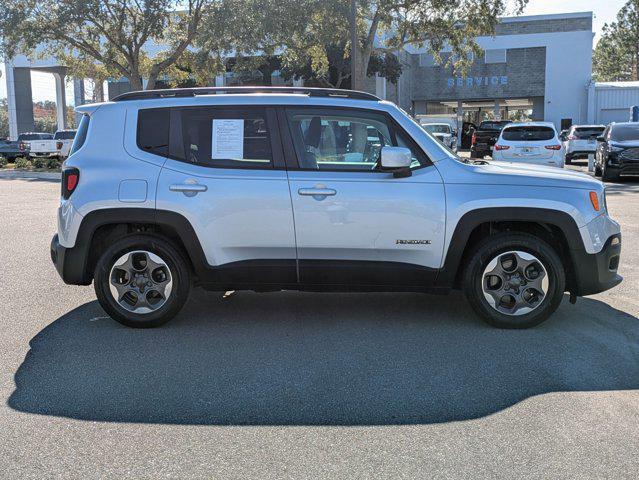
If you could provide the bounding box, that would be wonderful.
[51,87,622,329]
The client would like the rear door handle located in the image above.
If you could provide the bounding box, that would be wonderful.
[169,183,207,197]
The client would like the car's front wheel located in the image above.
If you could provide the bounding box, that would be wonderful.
[94,234,191,328]
[463,233,566,329]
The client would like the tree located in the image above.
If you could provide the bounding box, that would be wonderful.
[594,1,639,82]
[201,0,527,90]
[0,0,210,90]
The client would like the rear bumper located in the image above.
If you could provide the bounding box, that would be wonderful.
[51,234,91,285]
[567,150,596,158]
[571,234,622,296]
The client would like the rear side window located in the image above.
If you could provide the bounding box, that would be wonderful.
[479,121,510,131]
[502,126,555,141]
[69,114,90,156]
[137,108,170,157]
[168,107,273,169]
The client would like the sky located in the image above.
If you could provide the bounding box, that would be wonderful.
[0,0,629,103]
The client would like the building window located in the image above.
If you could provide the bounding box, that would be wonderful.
[485,49,507,64]
[419,53,436,67]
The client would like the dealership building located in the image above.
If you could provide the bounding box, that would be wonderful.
[4,10,639,138]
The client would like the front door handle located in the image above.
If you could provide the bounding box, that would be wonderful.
[298,187,337,198]
[169,183,207,197]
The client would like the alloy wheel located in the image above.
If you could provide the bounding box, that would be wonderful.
[481,250,549,316]
[108,250,173,314]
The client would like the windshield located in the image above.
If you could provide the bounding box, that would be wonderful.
[574,127,604,139]
[422,124,451,134]
[479,121,511,131]
[611,125,639,142]
[502,126,555,142]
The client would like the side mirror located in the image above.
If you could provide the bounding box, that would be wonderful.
[381,146,412,178]
[596,135,605,142]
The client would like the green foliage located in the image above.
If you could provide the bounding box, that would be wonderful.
[0,156,8,168]
[32,157,47,169]
[594,1,639,82]
[0,99,9,140]
[14,157,31,169]
[0,0,213,90]
[46,158,60,169]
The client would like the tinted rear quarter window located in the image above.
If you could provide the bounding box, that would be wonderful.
[502,126,555,141]
[137,108,170,157]
[611,125,639,142]
[69,115,90,156]
[54,131,77,140]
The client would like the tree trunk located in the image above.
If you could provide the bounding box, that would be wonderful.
[128,74,144,91]
[92,79,104,102]
[351,47,369,91]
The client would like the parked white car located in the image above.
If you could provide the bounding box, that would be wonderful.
[53,130,77,159]
[564,124,605,164]
[492,122,565,168]
[421,123,457,151]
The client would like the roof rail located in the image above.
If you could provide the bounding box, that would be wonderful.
[112,86,380,102]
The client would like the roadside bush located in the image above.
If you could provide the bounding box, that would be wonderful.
[46,157,60,169]
[0,156,7,168]
[32,157,47,169]
[14,157,31,169]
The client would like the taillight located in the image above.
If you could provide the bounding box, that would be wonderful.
[56,141,63,150]
[62,168,79,199]
[545,145,562,150]
[471,133,476,146]
[494,144,510,151]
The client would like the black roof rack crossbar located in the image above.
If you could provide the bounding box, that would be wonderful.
[112,86,380,102]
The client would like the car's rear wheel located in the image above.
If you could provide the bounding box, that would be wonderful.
[565,154,572,165]
[463,233,565,329]
[94,234,191,328]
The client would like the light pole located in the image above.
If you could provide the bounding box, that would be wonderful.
[350,0,357,90]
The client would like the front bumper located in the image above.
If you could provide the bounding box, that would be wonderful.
[51,234,91,285]
[571,233,622,296]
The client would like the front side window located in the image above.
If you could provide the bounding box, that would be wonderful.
[286,108,426,171]
[169,107,273,168]
[502,126,555,142]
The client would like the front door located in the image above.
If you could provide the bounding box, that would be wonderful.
[282,107,446,288]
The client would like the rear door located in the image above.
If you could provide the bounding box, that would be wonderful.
[281,106,446,288]
[155,105,297,287]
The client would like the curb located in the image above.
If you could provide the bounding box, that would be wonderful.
[0,170,61,181]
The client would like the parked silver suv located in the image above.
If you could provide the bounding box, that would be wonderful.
[51,87,622,329]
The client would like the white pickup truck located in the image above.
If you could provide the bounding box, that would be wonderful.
[53,130,77,159]
[17,130,77,159]
[17,132,56,157]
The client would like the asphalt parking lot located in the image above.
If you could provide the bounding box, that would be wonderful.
[1,163,638,479]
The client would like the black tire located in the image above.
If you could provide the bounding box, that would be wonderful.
[602,163,620,183]
[565,154,572,165]
[594,163,602,177]
[463,232,566,329]
[94,234,191,328]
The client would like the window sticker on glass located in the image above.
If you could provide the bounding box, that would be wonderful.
[211,119,244,159]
